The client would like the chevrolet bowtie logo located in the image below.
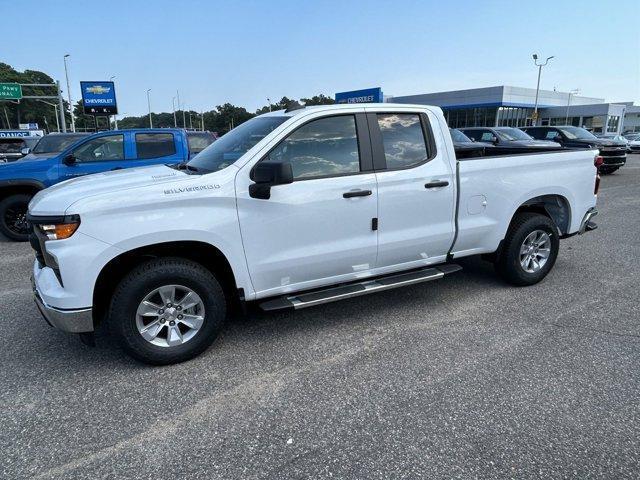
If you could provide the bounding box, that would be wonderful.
[86,85,111,94]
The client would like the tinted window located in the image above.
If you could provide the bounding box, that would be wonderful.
[187,132,215,153]
[0,139,24,153]
[135,133,176,159]
[463,129,491,142]
[73,135,124,162]
[268,115,360,179]
[188,116,288,173]
[377,114,428,169]
[495,128,532,141]
[450,128,472,143]
[544,130,560,140]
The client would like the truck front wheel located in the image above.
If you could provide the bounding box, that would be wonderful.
[109,257,227,365]
[0,193,32,241]
[495,213,560,286]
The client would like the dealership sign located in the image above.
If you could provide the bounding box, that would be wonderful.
[80,81,118,115]
[335,87,383,104]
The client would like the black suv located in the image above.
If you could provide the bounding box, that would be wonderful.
[461,127,562,155]
[522,126,626,174]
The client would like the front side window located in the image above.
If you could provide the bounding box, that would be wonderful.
[268,115,360,179]
[73,135,124,162]
[377,114,428,169]
[135,133,176,159]
[496,128,533,141]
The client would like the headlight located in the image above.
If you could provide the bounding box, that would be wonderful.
[34,215,81,240]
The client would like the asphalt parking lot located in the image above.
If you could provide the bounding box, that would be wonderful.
[1,156,639,479]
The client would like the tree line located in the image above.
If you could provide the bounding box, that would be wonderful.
[0,63,334,134]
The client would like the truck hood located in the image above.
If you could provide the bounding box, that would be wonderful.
[569,138,626,147]
[29,164,192,215]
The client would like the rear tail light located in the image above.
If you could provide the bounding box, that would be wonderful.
[594,155,604,168]
[594,155,603,195]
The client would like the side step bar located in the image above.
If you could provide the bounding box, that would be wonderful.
[259,264,462,312]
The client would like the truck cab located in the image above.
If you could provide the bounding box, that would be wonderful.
[0,128,191,240]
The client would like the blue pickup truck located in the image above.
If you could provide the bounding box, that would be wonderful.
[0,128,214,241]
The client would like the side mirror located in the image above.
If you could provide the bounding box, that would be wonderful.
[249,161,294,199]
[491,136,499,144]
[21,147,30,155]
[63,154,77,166]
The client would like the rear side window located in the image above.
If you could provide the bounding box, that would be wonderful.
[544,130,559,140]
[525,128,545,140]
[135,133,176,159]
[268,115,360,180]
[376,114,428,169]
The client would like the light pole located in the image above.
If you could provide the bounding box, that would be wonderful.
[565,88,580,125]
[267,98,272,112]
[201,110,204,131]
[532,53,554,126]
[146,89,153,128]
[37,100,60,132]
[177,90,185,128]
[189,110,193,130]
[172,97,177,127]
[63,54,76,132]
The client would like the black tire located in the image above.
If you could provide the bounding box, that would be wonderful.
[495,213,560,286]
[109,257,226,365]
[0,193,32,241]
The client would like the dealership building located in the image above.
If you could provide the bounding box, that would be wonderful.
[382,86,636,134]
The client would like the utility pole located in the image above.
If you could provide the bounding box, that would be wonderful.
[532,53,554,126]
[37,100,60,132]
[172,97,177,127]
[63,54,75,132]
[56,80,67,132]
[147,89,153,128]
[189,111,193,130]
[177,90,186,128]
[565,88,580,125]
[201,110,204,131]
[267,98,272,112]
[109,76,116,130]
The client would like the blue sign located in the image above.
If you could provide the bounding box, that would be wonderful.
[80,81,118,115]
[335,87,383,104]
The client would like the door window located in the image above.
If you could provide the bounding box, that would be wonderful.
[135,133,176,159]
[73,135,124,162]
[376,114,429,169]
[268,115,360,180]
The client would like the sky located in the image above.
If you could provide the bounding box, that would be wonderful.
[4,0,639,117]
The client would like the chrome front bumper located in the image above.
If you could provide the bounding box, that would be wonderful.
[32,277,94,333]
[579,207,598,234]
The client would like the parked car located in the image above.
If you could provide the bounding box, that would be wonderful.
[522,126,627,174]
[0,137,40,163]
[0,128,195,241]
[186,131,216,155]
[449,128,487,159]
[625,134,640,153]
[28,104,600,364]
[460,127,562,155]
[24,132,90,158]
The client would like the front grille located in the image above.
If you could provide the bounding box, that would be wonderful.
[29,232,45,268]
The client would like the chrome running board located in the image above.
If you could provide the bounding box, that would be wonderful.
[259,264,462,311]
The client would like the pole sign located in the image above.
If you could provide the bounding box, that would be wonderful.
[80,81,117,115]
[335,87,383,104]
[0,83,22,100]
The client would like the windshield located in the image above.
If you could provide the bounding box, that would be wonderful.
[495,128,533,141]
[450,129,472,142]
[32,134,87,154]
[557,127,598,140]
[187,116,289,173]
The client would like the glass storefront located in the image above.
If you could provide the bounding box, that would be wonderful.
[443,106,534,128]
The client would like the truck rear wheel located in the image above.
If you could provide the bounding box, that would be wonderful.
[109,257,226,365]
[0,193,32,241]
[495,213,559,286]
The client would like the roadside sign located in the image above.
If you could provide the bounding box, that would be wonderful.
[0,83,22,100]
[0,130,44,138]
[19,123,39,130]
[335,87,383,104]
[80,81,117,115]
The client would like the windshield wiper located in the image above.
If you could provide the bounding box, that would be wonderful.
[171,162,202,174]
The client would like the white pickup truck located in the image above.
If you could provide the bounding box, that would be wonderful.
[28,104,600,364]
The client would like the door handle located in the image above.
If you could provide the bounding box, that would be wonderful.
[343,189,372,198]
[424,180,449,189]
